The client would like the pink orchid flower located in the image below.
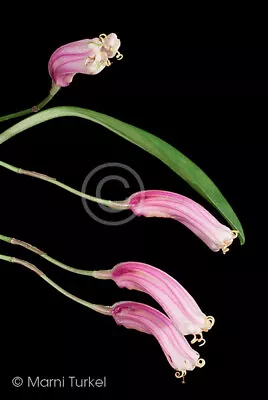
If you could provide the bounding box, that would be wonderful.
[1,254,205,382]
[123,190,239,254]
[93,262,214,346]
[48,33,122,87]
[111,301,205,380]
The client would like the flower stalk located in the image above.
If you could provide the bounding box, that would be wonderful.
[0,233,95,276]
[0,160,128,210]
[0,83,60,123]
[0,253,109,315]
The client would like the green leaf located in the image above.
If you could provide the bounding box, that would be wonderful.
[0,106,245,244]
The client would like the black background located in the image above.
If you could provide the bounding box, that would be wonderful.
[0,9,263,400]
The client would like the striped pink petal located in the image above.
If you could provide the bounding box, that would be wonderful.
[111,301,205,375]
[126,190,238,254]
[93,262,214,338]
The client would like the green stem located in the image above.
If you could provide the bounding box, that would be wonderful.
[0,253,112,316]
[0,233,109,277]
[0,83,60,123]
[0,160,129,210]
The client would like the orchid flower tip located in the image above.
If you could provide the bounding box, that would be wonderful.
[191,333,206,347]
[175,370,187,383]
[191,334,197,344]
[196,358,206,368]
[206,316,215,329]
[231,230,240,239]
[99,33,123,61]
[198,338,206,347]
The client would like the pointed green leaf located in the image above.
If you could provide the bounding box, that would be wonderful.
[0,106,244,244]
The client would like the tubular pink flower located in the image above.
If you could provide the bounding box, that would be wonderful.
[94,262,215,344]
[48,33,122,87]
[125,190,239,254]
[111,301,205,379]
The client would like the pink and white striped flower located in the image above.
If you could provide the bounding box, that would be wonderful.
[111,301,205,379]
[124,190,239,254]
[48,33,122,87]
[93,262,214,345]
